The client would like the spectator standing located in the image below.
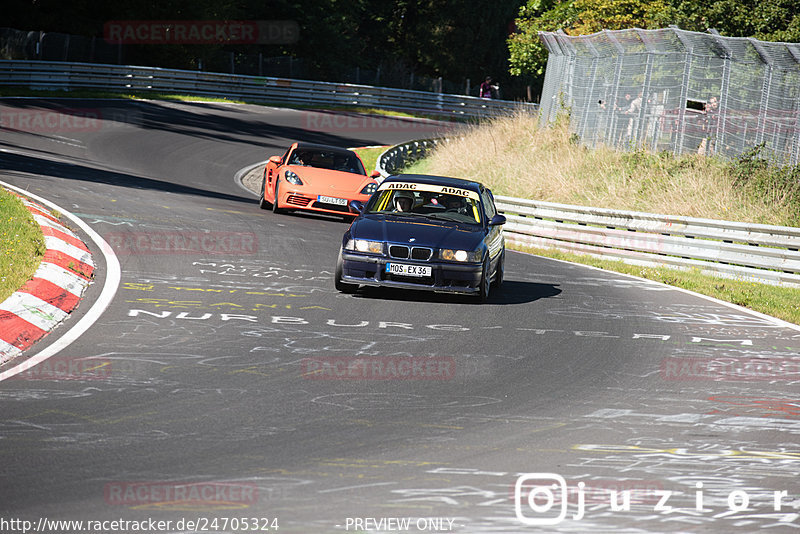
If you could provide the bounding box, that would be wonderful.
[479,76,498,99]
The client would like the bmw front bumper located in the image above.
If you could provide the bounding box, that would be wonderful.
[340,251,482,294]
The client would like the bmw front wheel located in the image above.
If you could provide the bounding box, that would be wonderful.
[335,250,358,294]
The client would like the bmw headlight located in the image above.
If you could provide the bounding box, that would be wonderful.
[439,249,481,262]
[284,170,303,185]
[346,239,383,254]
[360,182,377,195]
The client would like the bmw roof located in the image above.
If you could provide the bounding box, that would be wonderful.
[383,174,484,193]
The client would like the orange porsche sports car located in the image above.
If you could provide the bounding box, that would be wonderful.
[258,142,381,218]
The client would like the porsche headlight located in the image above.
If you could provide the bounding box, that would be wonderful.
[346,239,383,254]
[360,182,378,195]
[439,249,481,262]
[284,170,303,185]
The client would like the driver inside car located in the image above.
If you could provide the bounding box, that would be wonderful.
[392,191,414,212]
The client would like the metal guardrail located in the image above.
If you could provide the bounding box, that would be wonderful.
[377,138,445,177]
[376,138,800,287]
[0,60,534,119]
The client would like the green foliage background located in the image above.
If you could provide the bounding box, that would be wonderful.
[4,1,798,98]
[508,0,800,78]
[4,0,528,96]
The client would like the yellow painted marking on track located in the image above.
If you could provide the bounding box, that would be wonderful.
[168,287,223,293]
[122,282,155,291]
[82,361,112,373]
[207,207,249,215]
[227,367,272,378]
[122,284,310,298]
[573,444,800,459]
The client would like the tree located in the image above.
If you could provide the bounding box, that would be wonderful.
[508,0,800,79]
[508,0,670,77]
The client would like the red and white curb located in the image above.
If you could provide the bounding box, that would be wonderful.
[0,191,94,364]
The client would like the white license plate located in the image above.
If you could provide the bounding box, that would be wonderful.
[386,263,431,277]
[317,195,348,206]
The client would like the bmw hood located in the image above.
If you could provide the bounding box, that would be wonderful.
[351,214,484,251]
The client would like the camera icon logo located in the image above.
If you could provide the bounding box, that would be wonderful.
[514,473,569,526]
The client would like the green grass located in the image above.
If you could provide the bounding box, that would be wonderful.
[511,244,800,325]
[0,190,46,303]
[352,146,389,174]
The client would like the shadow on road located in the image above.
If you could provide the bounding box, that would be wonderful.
[353,280,561,305]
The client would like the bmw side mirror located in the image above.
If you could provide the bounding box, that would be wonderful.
[489,214,506,226]
[349,200,364,214]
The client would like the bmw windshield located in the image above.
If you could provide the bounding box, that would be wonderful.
[365,184,482,225]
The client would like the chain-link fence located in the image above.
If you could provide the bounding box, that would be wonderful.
[538,27,800,166]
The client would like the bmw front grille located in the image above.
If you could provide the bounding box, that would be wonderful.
[388,245,433,261]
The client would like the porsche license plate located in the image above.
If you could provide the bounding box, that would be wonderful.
[317,195,348,206]
[386,263,431,277]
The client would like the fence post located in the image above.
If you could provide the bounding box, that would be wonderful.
[789,44,800,166]
[749,38,774,148]
[635,29,656,150]
[671,26,694,155]
[579,36,601,146]
[605,30,626,149]
[708,29,732,156]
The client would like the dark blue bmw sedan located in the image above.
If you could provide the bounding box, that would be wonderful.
[335,174,506,302]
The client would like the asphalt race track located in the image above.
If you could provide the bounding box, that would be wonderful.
[1,99,798,533]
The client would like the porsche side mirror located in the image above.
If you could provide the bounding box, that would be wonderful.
[370,170,381,178]
[269,156,282,164]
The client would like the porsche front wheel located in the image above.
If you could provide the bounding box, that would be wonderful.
[259,175,272,210]
[272,182,284,214]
